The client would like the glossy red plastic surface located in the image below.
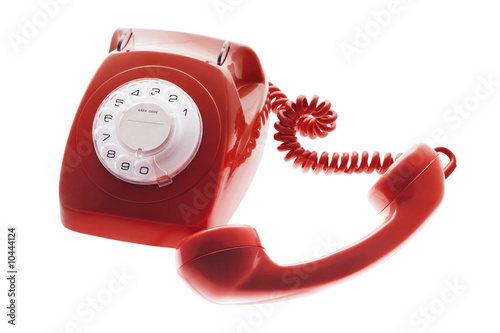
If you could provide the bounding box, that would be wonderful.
[62,28,456,305]
[60,29,269,248]
[176,143,451,304]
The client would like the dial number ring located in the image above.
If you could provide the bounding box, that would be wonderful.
[92,78,203,186]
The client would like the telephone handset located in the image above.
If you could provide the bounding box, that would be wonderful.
[60,28,457,304]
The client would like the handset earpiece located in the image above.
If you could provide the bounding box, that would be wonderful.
[175,143,456,304]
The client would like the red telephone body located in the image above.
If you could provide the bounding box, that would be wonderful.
[60,28,456,304]
[60,28,269,248]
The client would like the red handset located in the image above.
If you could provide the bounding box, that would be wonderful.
[60,28,456,304]
[176,144,456,304]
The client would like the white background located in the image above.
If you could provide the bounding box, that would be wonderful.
[1,0,499,332]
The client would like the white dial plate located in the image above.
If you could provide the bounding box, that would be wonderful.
[92,78,203,186]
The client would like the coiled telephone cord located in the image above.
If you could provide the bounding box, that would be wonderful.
[268,83,401,174]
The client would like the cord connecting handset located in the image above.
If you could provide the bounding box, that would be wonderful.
[269,83,401,174]
[60,28,457,305]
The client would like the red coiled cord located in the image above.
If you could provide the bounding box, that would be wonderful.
[269,83,401,174]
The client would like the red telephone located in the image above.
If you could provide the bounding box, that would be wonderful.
[60,28,457,304]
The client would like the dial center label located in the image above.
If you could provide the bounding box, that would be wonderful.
[119,102,171,151]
